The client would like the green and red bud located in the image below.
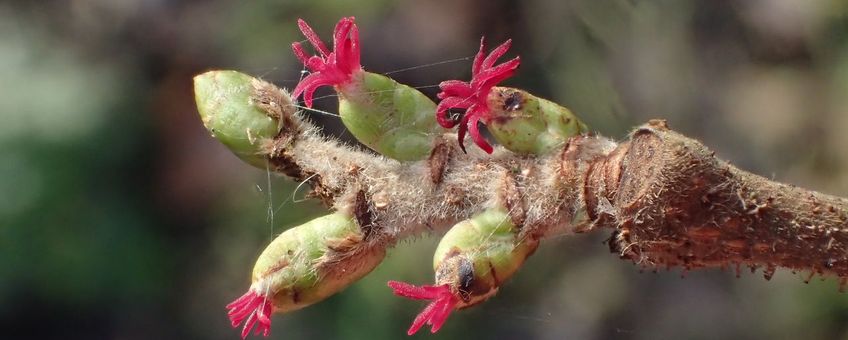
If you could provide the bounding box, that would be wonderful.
[437,38,588,155]
[337,71,440,161]
[389,208,538,334]
[194,70,287,168]
[292,18,442,161]
[228,212,386,338]
[485,87,589,154]
[436,38,520,154]
[432,208,538,307]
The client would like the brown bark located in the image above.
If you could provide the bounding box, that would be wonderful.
[586,120,848,284]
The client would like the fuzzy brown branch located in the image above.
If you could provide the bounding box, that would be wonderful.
[253,79,848,283]
[588,120,848,283]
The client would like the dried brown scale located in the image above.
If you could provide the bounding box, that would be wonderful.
[428,140,452,185]
[251,78,302,140]
[498,169,527,228]
[559,135,617,233]
[248,80,848,286]
[266,150,337,207]
[353,190,378,240]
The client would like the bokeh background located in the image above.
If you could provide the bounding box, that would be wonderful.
[3,0,848,339]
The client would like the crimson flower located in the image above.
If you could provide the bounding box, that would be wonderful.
[291,17,362,107]
[388,280,459,335]
[226,290,273,339]
[436,38,520,153]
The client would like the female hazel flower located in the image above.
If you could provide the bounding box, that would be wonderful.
[436,38,520,154]
[291,17,360,108]
[388,208,539,335]
[437,38,589,155]
[291,17,443,161]
[226,213,386,338]
[387,281,459,335]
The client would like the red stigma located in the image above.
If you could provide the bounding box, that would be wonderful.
[226,290,273,339]
[388,280,459,335]
[436,38,520,154]
[291,17,362,107]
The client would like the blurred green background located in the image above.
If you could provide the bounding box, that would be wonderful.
[3,0,848,339]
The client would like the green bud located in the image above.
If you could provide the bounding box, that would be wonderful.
[432,208,538,308]
[338,71,442,161]
[194,70,283,168]
[486,87,588,155]
[251,212,386,313]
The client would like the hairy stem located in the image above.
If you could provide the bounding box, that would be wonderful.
[589,120,848,282]
[253,79,848,282]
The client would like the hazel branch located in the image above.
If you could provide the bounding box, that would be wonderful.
[196,70,848,337]
[200,71,848,280]
[257,77,610,242]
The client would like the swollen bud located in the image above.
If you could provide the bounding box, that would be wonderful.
[228,212,386,338]
[291,18,443,161]
[337,71,441,161]
[194,70,287,168]
[389,208,538,335]
[485,87,589,155]
[436,38,589,155]
[432,208,538,307]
